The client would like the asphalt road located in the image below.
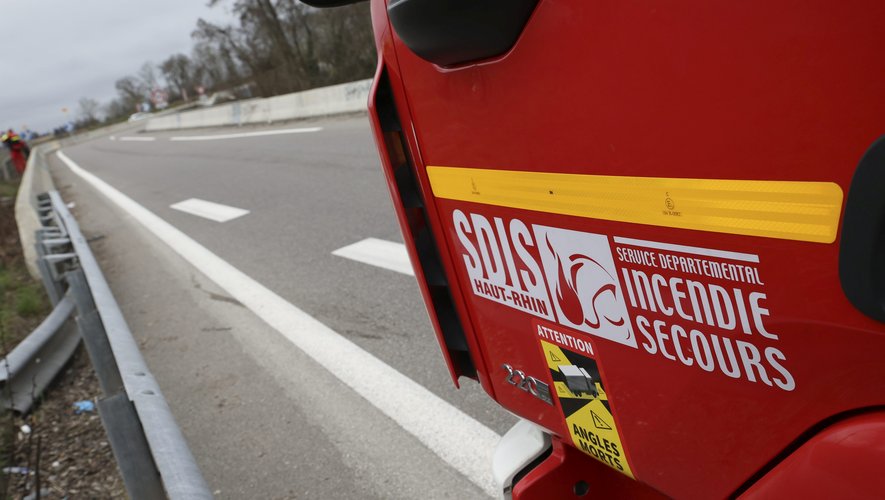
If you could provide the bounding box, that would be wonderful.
[50,115,517,498]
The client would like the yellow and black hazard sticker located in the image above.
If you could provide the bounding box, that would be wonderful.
[540,337,634,478]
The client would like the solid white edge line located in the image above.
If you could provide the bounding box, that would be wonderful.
[612,236,759,263]
[56,150,501,496]
[332,238,415,276]
[170,127,322,142]
[170,198,250,223]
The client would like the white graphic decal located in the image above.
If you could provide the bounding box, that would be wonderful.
[450,209,796,391]
[453,210,555,320]
[534,226,637,348]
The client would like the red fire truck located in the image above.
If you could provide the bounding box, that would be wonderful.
[311,1,885,497]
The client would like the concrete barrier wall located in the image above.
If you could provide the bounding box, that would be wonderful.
[15,121,146,277]
[146,79,373,132]
[16,142,60,279]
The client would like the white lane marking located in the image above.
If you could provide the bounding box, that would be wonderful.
[332,238,414,276]
[170,198,250,223]
[118,136,156,142]
[612,236,760,263]
[57,150,501,497]
[109,136,116,141]
[170,127,322,142]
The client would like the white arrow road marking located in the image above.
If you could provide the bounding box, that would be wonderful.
[170,198,250,223]
[57,150,501,497]
[170,127,322,142]
[332,238,414,276]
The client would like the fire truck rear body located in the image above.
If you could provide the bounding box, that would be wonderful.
[361,1,885,497]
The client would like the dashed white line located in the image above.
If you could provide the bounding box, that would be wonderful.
[118,136,156,142]
[56,149,501,497]
[332,238,414,276]
[170,198,250,223]
[170,127,322,142]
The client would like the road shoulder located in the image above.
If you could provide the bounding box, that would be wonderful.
[49,156,488,499]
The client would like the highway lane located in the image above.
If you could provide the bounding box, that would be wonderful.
[53,115,518,495]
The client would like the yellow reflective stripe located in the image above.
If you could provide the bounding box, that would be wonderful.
[426,166,844,243]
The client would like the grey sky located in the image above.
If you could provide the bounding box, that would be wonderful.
[0,1,236,133]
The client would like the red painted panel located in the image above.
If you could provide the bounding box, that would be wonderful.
[741,412,885,498]
[368,1,885,497]
[514,438,668,500]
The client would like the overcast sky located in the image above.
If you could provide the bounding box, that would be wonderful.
[0,1,236,133]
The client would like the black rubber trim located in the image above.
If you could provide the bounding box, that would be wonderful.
[388,0,538,67]
[839,135,885,323]
[510,441,553,493]
[374,69,477,378]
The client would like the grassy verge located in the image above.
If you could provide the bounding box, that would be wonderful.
[0,179,50,497]
[0,182,16,199]
[0,195,48,350]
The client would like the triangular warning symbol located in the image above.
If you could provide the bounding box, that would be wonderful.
[550,351,561,362]
[591,410,612,430]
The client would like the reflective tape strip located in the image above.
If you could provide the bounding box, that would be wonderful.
[426,166,843,243]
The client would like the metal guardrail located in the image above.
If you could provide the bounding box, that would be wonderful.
[0,296,78,413]
[2,189,212,499]
[0,189,80,414]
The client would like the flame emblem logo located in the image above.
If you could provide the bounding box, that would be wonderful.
[545,236,626,331]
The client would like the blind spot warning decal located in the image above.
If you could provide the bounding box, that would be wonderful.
[536,320,635,478]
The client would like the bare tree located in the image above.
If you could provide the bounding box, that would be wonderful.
[114,76,148,112]
[138,62,160,90]
[307,3,375,85]
[57,0,377,132]
[194,18,270,93]
[77,97,101,124]
[195,0,374,96]
[104,98,131,121]
[161,54,198,101]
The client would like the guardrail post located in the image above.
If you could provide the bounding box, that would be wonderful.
[34,234,64,306]
[68,268,170,499]
[66,269,125,396]
[97,393,167,500]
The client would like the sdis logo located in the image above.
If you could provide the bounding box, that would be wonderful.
[453,210,636,348]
